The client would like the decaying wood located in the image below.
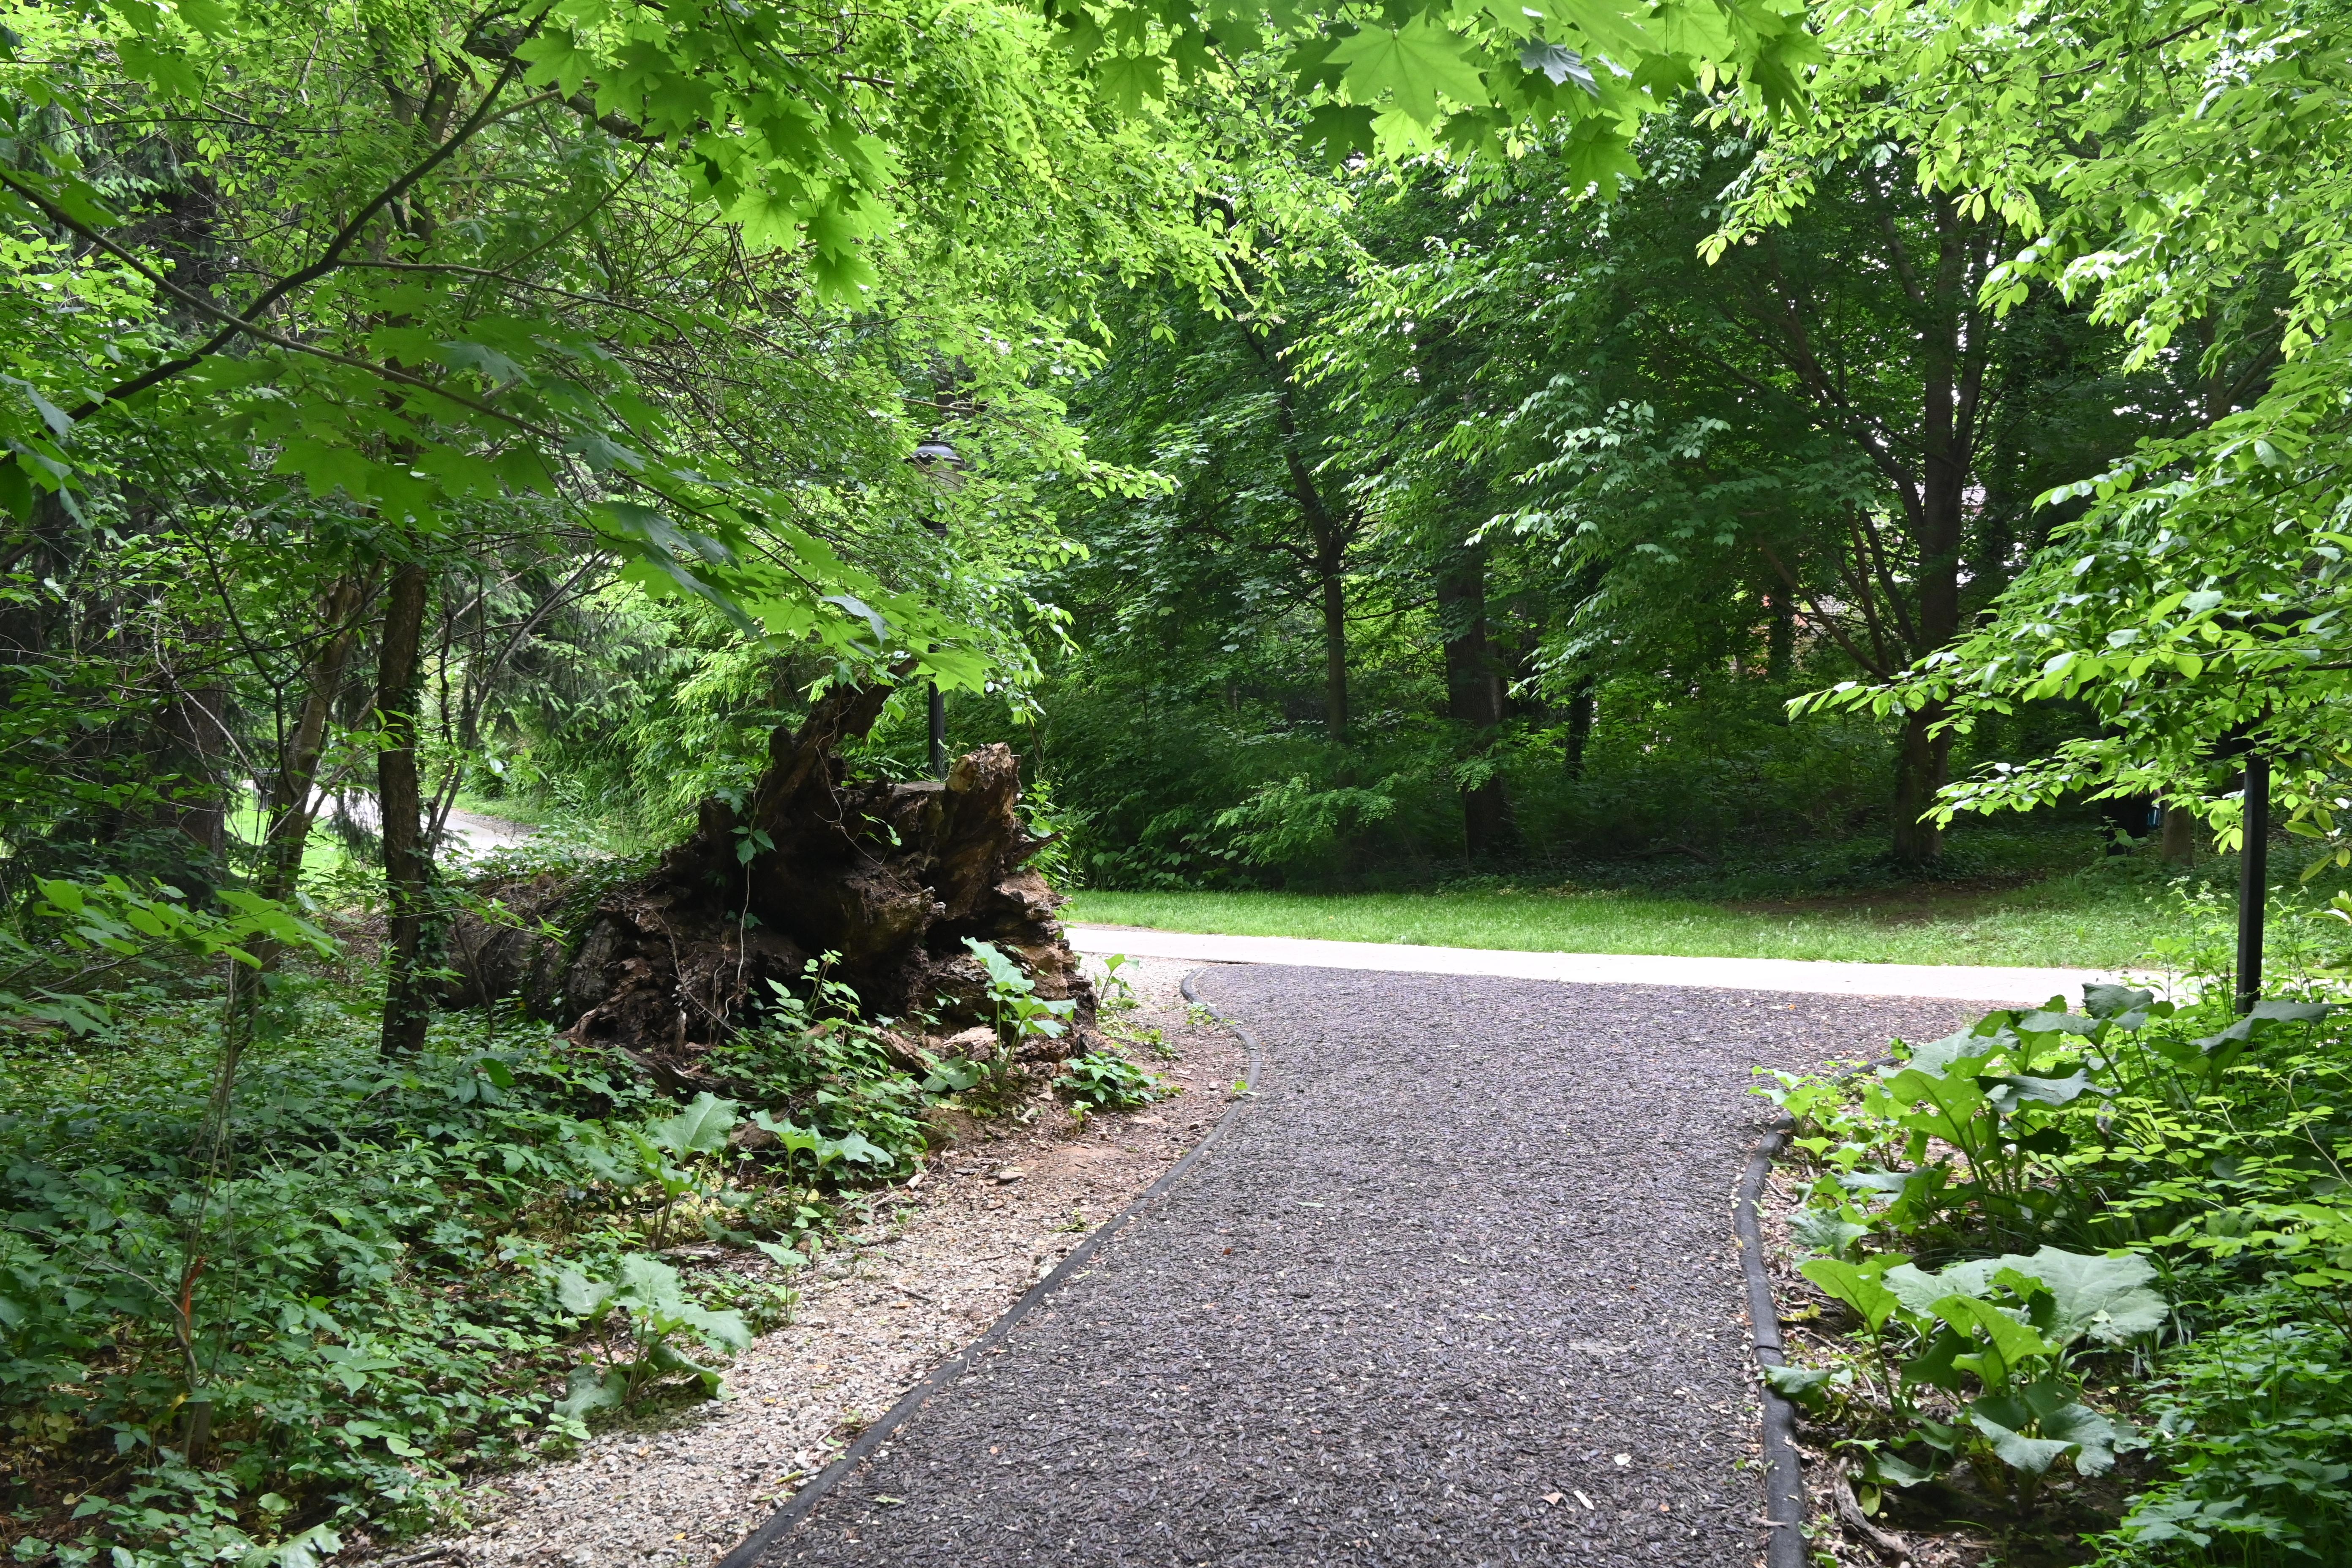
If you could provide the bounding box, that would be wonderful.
[1832,1462,1913,1564]
[444,681,1096,1088]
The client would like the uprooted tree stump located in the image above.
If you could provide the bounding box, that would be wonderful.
[442,679,1097,1089]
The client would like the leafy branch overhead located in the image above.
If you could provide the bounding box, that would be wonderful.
[1044,0,1823,172]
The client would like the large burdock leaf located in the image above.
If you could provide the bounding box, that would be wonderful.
[1330,16,1491,124]
[2041,1400,2130,1476]
[1799,1258,1900,1331]
[2004,1247,2166,1346]
[616,1252,688,1310]
[553,1365,627,1420]
[556,1270,615,1317]
[1968,1408,2072,1474]
[653,1092,740,1155]
[1891,1247,2164,1347]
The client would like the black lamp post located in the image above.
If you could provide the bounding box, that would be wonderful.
[909,437,966,781]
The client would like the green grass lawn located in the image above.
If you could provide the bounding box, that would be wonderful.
[1064,878,2190,969]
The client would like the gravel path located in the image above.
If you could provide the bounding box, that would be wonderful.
[742,967,1979,1568]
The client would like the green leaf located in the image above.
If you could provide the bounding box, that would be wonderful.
[1799,1257,1900,1330]
[555,1270,614,1317]
[1536,0,1657,61]
[652,1092,740,1155]
[1932,1294,2055,1386]
[1329,16,1491,124]
[751,1239,808,1271]
[2081,983,2155,1020]
[1517,40,1598,94]
[116,39,203,99]
[1304,103,1379,166]
[1968,1407,2073,1474]
[1095,52,1169,112]
[552,1365,627,1419]
[1761,1361,1837,1406]
[1790,1209,1870,1260]
[615,1253,687,1310]
[675,1302,754,1354]
[1998,1247,2166,1347]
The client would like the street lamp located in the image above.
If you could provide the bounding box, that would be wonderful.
[909,437,967,781]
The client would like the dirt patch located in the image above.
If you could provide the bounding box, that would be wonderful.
[352,955,1243,1568]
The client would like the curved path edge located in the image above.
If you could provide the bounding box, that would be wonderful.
[1068,925,2148,1004]
[1735,1116,1807,1568]
[711,971,1263,1568]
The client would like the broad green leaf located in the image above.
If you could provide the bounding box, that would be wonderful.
[1761,1362,1836,1405]
[1967,1408,2072,1474]
[1517,40,1597,94]
[1997,1247,2166,1347]
[555,1270,614,1317]
[1799,1256,1899,1329]
[2081,983,2155,1020]
[615,1253,687,1310]
[551,1365,626,1419]
[676,1302,754,1353]
[1790,1209,1868,1259]
[1330,16,1491,124]
[1931,1294,2054,1384]
[652,1092,741,1155]
[1537,0,1656,60]
[1094,52,1170,112]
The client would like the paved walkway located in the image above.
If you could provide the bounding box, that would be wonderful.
[1068,924,2136,1005]
[747,967,1976,1567]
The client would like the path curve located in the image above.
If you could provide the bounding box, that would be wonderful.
[739,967,1974,1566]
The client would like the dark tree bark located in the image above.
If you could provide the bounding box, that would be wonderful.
[260,571,373,902]
[1766,592,1794,681]
[376,561,434,1057]
[1437,544,1512,858]
[2161,805,2198,866]
[443,683,1097,1092]
[1319,563,1349,740]
[1233,319,1362,741]
[1564,683,1596,779]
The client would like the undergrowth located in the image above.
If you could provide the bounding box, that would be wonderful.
[1760,905,2352,1565]
[0,929,1154,1568]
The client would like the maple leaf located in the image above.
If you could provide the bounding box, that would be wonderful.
[1329,16,1490,125]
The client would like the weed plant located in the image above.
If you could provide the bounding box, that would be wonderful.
[1759,900,2352,1563]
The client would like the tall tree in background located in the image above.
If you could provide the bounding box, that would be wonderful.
[1387,119,2190,862]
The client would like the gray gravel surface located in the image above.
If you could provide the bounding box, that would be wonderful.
[749,967,1977,1567]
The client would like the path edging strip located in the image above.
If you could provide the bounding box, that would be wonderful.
[1735,1116,1809,1568]
[711,966,1264,1568]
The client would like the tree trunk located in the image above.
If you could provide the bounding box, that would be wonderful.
[1564,683,1595,780]
[2160,805,2198,866]
[376,561,434,1057]
[259,572,372,902]
[1320,561,1348,741]
[1437,545,1511,858]
[156,679,230,870]
[1766,593,1794,681]
[1890,705,1950,866]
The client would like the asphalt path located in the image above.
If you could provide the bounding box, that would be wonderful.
[742,966,1978,1567]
